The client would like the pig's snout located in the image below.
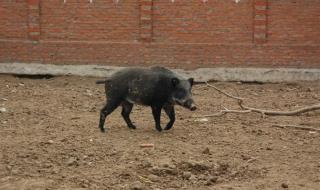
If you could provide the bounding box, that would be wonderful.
[184,99,197,111]
[190,103,197,111]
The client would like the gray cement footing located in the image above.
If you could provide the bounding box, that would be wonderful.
[1,63,320,83]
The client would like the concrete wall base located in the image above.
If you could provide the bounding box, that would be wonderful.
[1,63,320,83]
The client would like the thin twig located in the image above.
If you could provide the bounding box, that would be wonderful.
[205,82,244,101]
[272,124,320,132]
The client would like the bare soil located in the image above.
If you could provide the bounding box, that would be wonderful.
[0,75,319,190]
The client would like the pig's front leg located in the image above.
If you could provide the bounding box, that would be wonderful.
[163,104,175,130]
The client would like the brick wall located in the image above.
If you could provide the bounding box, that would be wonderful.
[0,0,319,68]
[0,0,28,39]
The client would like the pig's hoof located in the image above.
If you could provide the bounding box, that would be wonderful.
[156,127,162,132]
[164,126,172,130]
[129,125,137,129]
[100,128,106,133]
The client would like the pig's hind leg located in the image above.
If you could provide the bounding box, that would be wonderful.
[121,101,136,129]
[151,105,163,132]
[99,99,121,133]
[163,104,175,130]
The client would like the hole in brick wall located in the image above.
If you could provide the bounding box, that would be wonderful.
[13,74,55,80]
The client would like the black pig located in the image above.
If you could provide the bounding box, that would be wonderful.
[96,66,196,133]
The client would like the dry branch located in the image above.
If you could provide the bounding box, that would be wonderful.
[272,124,320,132]
[240,103,320,116]
[195,82,320,118]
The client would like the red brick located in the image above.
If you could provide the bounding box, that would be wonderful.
[254,28,267,33]
[253,0,268,44]
[140,0,153,6]
[254,38,267,44]
[254,0,268,6]
[27,0,40,41]
[254,20,267,25]
[28,26,40,33]
[255,9,268,15]
[0,0,319,68]
[27,0,40,6]
[140,0,153,42]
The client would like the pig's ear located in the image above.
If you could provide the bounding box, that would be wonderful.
[171,78,180,87]
[188,78,194,86]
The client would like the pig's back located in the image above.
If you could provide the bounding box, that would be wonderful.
[109,67,173,105]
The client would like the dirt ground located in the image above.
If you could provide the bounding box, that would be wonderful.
[0,75,319,190]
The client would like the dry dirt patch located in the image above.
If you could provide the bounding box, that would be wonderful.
[0,75,319,190]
